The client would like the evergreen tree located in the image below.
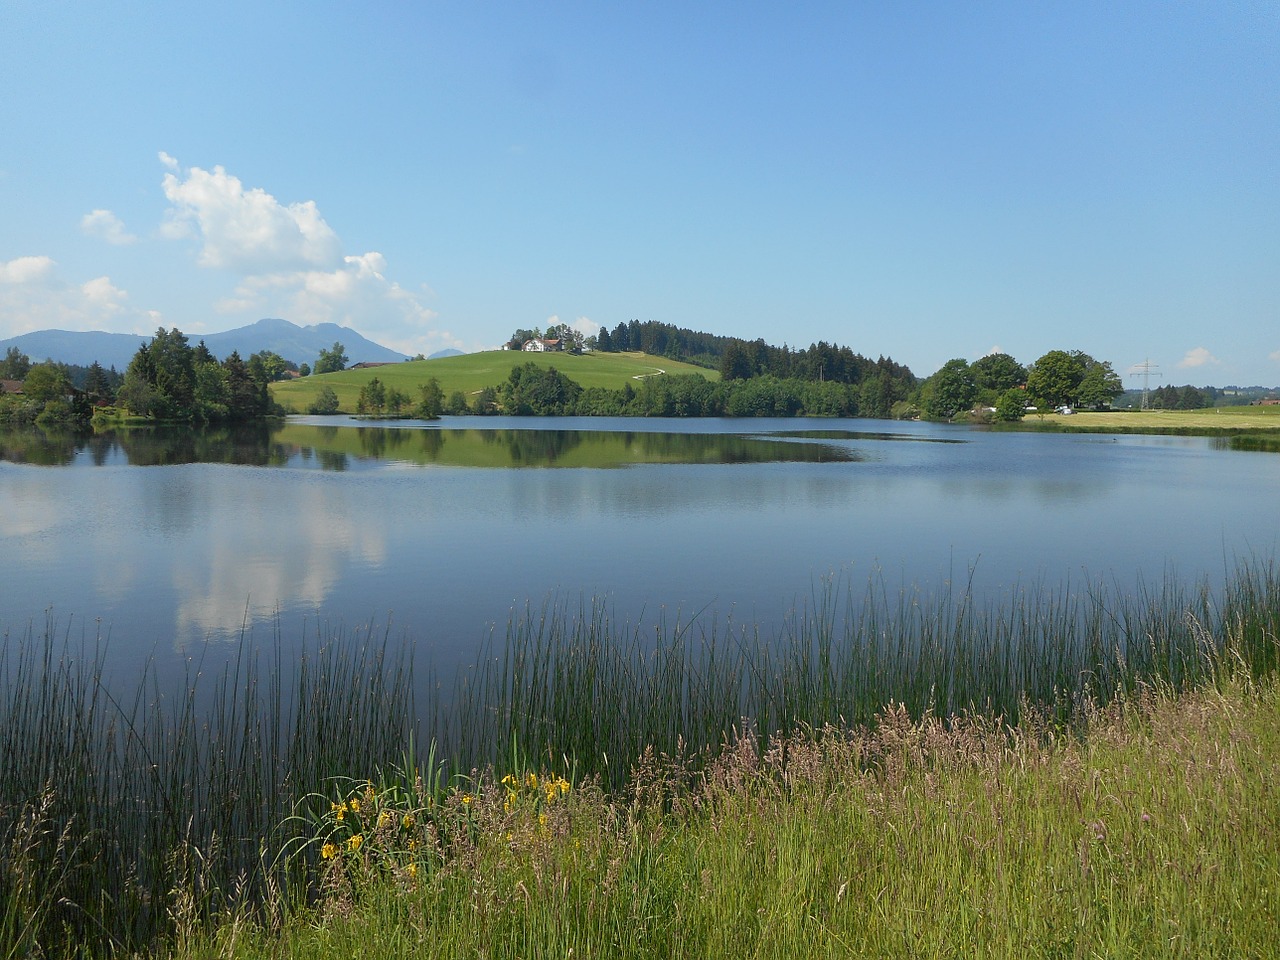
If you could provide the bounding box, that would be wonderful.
[84,361,113,401]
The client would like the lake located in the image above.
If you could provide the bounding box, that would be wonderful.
[2,416,1276,686]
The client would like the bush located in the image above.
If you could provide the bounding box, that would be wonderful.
[308,386,341,415]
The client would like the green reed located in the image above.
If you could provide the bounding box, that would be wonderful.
[2,559,1278,957]
[464,561,1279,789]
[0,620,419,958]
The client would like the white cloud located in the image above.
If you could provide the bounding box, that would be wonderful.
[81,276,128,313]
[160,156,341,271]
[216,253,449,355]
[155,155,460,355]
[0,255,56,284]
[80,209,137,245]
[1176,346,1220,369]
[0,258,141,335]
[1270,349,1280,364]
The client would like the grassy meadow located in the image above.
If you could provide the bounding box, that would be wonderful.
[3,562,1279,958]
[1033,404,1280,432]
[270,351,718,414]
[178,674,1280,960]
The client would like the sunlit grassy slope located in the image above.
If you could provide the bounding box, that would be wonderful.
[270,351,718,413]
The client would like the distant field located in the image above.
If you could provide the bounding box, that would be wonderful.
[1034,406,1280,432]
[270,350,717,412]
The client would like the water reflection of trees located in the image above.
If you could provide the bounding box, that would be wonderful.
[110,424,292,466]
[478,429,585,465]
[615,431,859,465]
[274,425,860,468]
[0,426,93,466]
[0,424,295,467]
[2,423,861,470]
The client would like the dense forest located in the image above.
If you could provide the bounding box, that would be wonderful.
[582,319,918,417]
[1138,383,1257,409]
[591,319,916,387]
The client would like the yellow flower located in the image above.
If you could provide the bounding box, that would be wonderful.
[462,793,473,806]
[321,842,338,860]
[378,810,393,829]
[538,813,548,829]
[347,834,364,852]
[526,772,539,789]
[502,774,516,787]
[402,814,416,830]
[349,798,361,813]
[336,807,345,822]
[406,862,418,878]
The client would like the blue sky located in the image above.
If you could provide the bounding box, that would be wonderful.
[1,1,1276,384]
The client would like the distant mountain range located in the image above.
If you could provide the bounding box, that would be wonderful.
[0,318,409,370]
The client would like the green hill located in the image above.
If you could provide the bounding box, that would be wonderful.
[271,350,717,414]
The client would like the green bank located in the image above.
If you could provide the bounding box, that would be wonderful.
[4,561,1279,958]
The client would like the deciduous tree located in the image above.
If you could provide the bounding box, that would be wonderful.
[993,388,1027,421]
[417,378,444,419]
[356,377,386,414]
[922,359,977,419]
[314,342,348,375]
[971,352,1027,394]
[1,347,32,381]
[308,385,340,414]
[1074,357,1123,409]
[1025,350,1084,409]
[22,362,71,404]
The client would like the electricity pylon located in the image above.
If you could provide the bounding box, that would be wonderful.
[1128,359,1162,410]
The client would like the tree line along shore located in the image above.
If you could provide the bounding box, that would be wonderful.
[4,320,1276,427]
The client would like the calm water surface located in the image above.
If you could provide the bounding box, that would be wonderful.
[3,416,1276,681]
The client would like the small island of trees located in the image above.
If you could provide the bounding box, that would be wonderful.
[0,329,291,426]
[113,328,287,422]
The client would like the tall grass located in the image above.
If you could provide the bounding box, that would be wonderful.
[242,673,1280,960]
[0,621,419,957]
[2,559,1278,956]
[459,561,1280,787]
